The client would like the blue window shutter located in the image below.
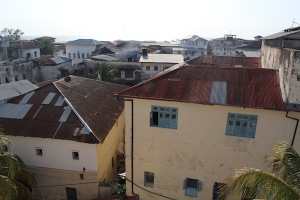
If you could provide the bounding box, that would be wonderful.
[197,180,202,191]
[185,188,198,197]
[183,179,187,190]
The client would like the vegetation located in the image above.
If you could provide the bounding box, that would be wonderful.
[39,39,54,55]
[112,183,126,200]
[0,127,36,200]
[97,62,117,82]
[0,28,24,41]
[219,141,300,200]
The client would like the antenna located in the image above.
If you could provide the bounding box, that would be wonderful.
[292,18,300,27]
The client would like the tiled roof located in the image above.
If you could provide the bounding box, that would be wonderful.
[0,76,128,143]
[139,54,184,64]
[117,65,288,111]
[187,55,261,68]
[21,41,39,50]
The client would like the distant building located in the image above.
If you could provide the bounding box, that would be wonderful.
[211,34,248,56]
[176,35,208,58]
[10,40,41,60]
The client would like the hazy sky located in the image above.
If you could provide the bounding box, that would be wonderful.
[1,0,300,42]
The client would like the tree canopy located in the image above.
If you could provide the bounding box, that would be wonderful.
[0,28,24,41]
[219,141,300,200]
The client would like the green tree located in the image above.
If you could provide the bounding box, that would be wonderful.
[97,62,117,82]
[0,28,24,41]
[39,39,54,55]
[219,141,300,200]
[0,128,36,200]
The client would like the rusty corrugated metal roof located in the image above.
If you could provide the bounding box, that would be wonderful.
[187,55,261,68]
[118,65,288,111]
[0,76,128,143]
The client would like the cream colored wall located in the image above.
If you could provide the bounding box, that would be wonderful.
[124,99,300,200]
[141,62,175,78]
[28,166,112,200]
[96,110,125,181]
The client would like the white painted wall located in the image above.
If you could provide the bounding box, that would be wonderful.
[66,44,96,66]
[21,48,41,59]
[7,136,98,172]
[212,46,237,56]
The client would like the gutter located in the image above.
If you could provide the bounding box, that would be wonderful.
[117,95,135,194]
[286,111,299,146]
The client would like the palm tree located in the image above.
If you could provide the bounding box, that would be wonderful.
[97,62,117,82]
[219,141,300,200]
[0,128,36,200]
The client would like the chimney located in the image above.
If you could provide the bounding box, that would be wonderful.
[142,48,148,57]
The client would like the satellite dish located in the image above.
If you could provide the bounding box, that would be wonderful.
[64,76,71,82]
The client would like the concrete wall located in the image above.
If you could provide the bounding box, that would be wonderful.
[140,62,175,79]
[124,98,300,200]
[261,41,300,103]
[21,48,41,60]
[212,46,237,56]
[66,44,96,66]
[0,60,34,84]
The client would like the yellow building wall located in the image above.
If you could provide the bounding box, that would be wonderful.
[96,110,125,182]
[124,99,300,200]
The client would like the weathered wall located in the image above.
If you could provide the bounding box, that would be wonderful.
[96,110,125,181]
[124,99,300,200]
[261,41,300,103]
[0,60,34,84]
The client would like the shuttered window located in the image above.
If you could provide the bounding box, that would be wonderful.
[150,106,178,129]
[226,113,258,138]
[183,178,201,197]
[144,172,154,187]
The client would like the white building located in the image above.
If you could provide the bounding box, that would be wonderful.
[66,39,104,66]
[176,35,208,58]
[211,34,248,56]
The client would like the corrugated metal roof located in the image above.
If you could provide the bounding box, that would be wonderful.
[187,55,261,68]
[0,80,38,101]
[263,29,300,40]
[139,54,184,64]
[66,39,104,46]
[118,65,289,111]
[0,76,128,144]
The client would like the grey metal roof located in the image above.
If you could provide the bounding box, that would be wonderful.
[139,54,184,64]
[263,29,300,40]
[91,55,119,61]
[50,56,72,64]
[180,35,208,42]
[108,62,141,70]
[66,39,104,46]
[0,80,38,101]
[141,42,179,47]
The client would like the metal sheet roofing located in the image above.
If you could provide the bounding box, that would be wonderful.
[118,65,289,111]
[0,80,38,101]
[0,76,128,144]
[263,29,300,40]
[139,54,184,64]
[66,39,104,46]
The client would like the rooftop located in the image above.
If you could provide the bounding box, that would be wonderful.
[66,39,104,46]
[139,54,184,64]
[118,65,289,111]
[0,80,38,101]
[263,27,300,40]
[0,76,128,143]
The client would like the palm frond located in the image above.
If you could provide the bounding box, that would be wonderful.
[0,154,24,179]
[220,168,300,200]
[267,141,300,190]
[0,175,18,200]
[13,180,35,200]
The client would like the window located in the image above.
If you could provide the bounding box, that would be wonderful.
[77,52,80,59]
[34,51,37,57]
[226,113,258,138]
[150,106,178,129]
[178,51,181,54]
[154,66,158,71]
[183,178,201,197]
[146,66,150,71]
[80,174,84,180]
[144,171,154,187]
[72,151,79,160]
[68,53,71,58]
[87,53,89,58]
[82,53,84,59]
[112,157,114,168]
[3,145,8,152]
[212,182,227,200]
[36,148,43,156]
[73,53,76,59]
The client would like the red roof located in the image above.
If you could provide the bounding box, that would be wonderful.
[0,76,128,143]
[118,65,288,111]
[188,55,261,68]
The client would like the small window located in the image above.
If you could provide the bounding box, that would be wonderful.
[36,148,43,156]
[226,113,258,138]
[87,53,89,58]
[154,66,158,71]
[183,178,201,197]
[144,171,154,187]
[72,151,79,160]
[34,51,37,57]
[23,74,27,79]
[150,106,178,129]
[77,52,80,59]
[80,174,84,180]
[68,53,71,58]
[3,145,8,152]
[73,53,76,59]
[146,66,150,71]
[82,53,84,59]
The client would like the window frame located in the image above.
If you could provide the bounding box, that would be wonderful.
[226,113,258,138]
[183,178,201,197]
[144,171,154,188]
[146,66,150,71]
[35,148,43,156]
[150,105,178,129]
[72,151,79,160]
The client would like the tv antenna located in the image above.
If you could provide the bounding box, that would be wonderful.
[292,18,300,27]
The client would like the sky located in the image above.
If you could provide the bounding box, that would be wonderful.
[1,0,300,42]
